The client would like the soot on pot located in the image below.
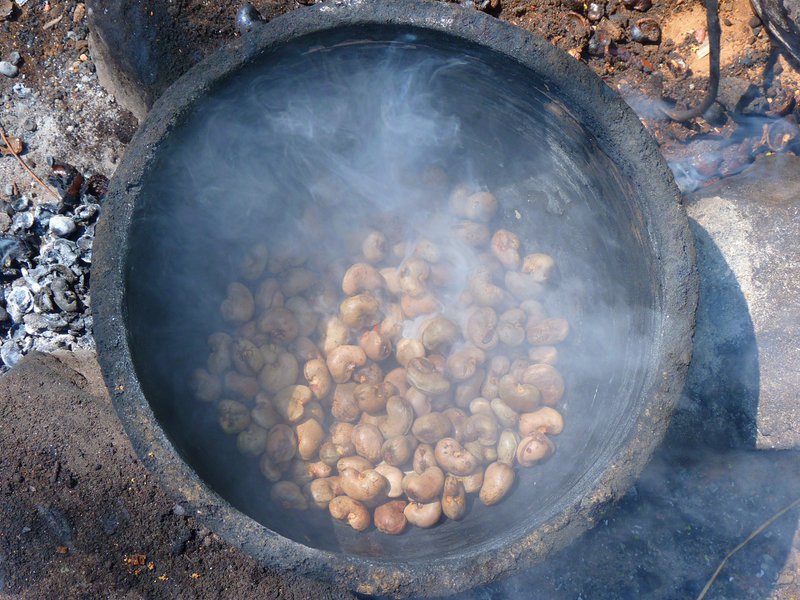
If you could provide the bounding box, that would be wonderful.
[124,28,656,557]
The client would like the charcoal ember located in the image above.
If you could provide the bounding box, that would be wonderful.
[39,238,80,267]
[49,215,77,238]
[50,278,79,312]
[0,342,22,368]
[587,2,604,21]
[588,31,612,56]
[85,174,109,200]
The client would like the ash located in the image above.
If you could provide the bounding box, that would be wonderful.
[0,165,105,372]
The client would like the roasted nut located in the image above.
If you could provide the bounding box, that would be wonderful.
[190,368,221,403]
[291,336,322,362]
[451,220,490,247]
[237,320,267,346]
[396,338,425,368]
[354,362,384,385]
[237,424,268,456]
[526,317,570,345]
[207,332,233,375]
[304,358,332,400]
[285,296,319,338]
[218,399,251,434]
[442,407,468,442]
[528,345,558,364]
[442,475,467,520]
[329,496,370,531]
[522,364,565,406]
[296,418,326,461]
[469,397,493,417]
[490,398,519,428]
[320,316,349,356]
[303,401,325,423]
[379,303,404,341]
[340,468,390,502]
[374,500,408,534]
[380,435,413,466]
[259,454,285,482]
[517,432,555,466]
[447,345,487,381]
[412,412,453,444]
[420,316,461,352]
[255,278,284,313]
[336,456,375,473]
[358,330,392,362]
[224,372,260,400]
[273,385,313,423]
[251,394,280,429]
[318,441,344,466]
[258,307,300,343]
[398,258,430,298]
[497,374,540,412]
[282,269,316,297]
[308,477,340,509]
[331,383,360,422]
[260,351,300,393]
[519,407,564,436]
[291,459,332,484]
[340,293,382,329]
[221,282,255,323]
[469,268,508,308]
[504,271,544,300]
[406,358,451,396]
[490,230,521,270]
[400,293,440,318]
[497,429,519,465]
[342,263,386,296]
[352,423,384,464]
[374,464,404,498]
[454,369,485,408]
[451,188,498,222]
[413,443,438,473]
[479,462,515,506]
[497,308,526,347]
[327,345,367,384]
[521,253,555,282]
[362,230,387,264]
[271,481,308,510]
[456,468,484,494]
[402,466,445,502]
[266,424,297,464]
[464,414,498,446]
[354,381,396,415]
[435,438,480,476]
[241,242,269,280]
[384,367,410,395]
[405,386,431,417]
[380,268,402,296]
[232,338,264,376]
[404,500,442,528]
[379,396,415,438]
[413,239,441,263]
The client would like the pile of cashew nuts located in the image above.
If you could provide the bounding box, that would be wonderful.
[190,184,569,534]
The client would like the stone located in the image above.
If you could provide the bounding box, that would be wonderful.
[0,61,18,78]
[674,153,800,450]
[49,215,77,237]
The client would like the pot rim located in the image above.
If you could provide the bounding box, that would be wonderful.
[92,1,698,596]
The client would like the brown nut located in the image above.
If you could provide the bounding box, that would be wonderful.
[441,475,467,520]
[398,258,430,298]
[296,418,326,461]
[405,387,432,417]
[517,432,555,466]
[320,316,349,356]
[303,358,332,400]
[402,466,445,502]
[468,268,508,307]
[259,454,285,482]
[282,269,315,297]
[266,424,297,464]
[454,369,485,408]
[413,239,441,263]
[361,230,387,264]
[318,441,343,466]
[303,401,324,423]
[217,399,251,434]
[435,438,480,476]
[231,338,264,376]
[380,435,413,466]
[384,367,410,396]
[378,303,404,342]
[336,456,375,473]
[331,383,360,422]
[329,496,370,531]
[221,282,255,323]
[327,345,367,384]
[469,397,493,417]
[404,500,442,528]
[291,459,332,483]
[270,481,308,510]
[521,253,556,282]
[379,396,415,438]
[251,394,280,429]
[342,263,385,296]
[406,358,451,396]
[258,307,300,343]
[259,352,300,394]
[464,414,498,446]
[339,468,390,502]
[526,317,570,345]
[354,382,397,415]
[374,464,404,498]
[207,332,233,375]
[497,308,526,347]
[352,424,384,464]
[285,296,319,338]
[290,336,323,362]
[442,407,469,442]
[447,346,487,382]
[479,462,515,506]
[451,188,498,222]
[412,412,453,444]
[412,443,438,473]
[240,242,269,280]
[451,220,490,247]
[308,477,340,509]
[224,372,260,400]
[490,398,519,428]
[457,468,484,494]
[395,338,425,368]
[491,229,522,270]
[358,330,392,362]
[497,429,519,465]
[420,316,461,352]
[466,307,499,351]
[522,364,565,406]
[340,293,382,330]
[380,268,402,297]
[354,363,383,385]
[400,293,440,318]
[374,500,408,535]
[190,368,221,403]
[497,374,541,412]
[528,345,558,365]
[273,385,313,423]
[255,278,284,313]
[519,407,564,436]
[237,424,268,456]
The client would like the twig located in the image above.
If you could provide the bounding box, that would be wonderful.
[0,126,61,200]
[696,494,800,600]
[42,14,63,30]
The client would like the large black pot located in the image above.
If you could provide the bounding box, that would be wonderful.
[92,1,697,597]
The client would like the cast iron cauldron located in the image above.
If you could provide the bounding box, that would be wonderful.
[92,1,697,596]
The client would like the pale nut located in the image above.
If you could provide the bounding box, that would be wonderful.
[479,462,515,506]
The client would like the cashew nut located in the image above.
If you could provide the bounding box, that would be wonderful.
[479,462,515,506]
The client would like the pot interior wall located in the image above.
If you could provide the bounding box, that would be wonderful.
[124,26,657,562]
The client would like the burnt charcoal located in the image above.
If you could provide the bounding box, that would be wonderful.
[10,211,34,233]
[51,278,79,312]
[32,288,56,313]
[39,239,79,267]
